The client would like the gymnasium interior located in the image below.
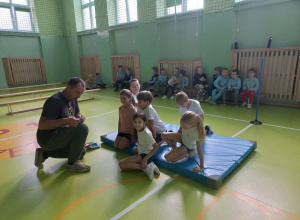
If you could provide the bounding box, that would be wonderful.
[0,0,299,219]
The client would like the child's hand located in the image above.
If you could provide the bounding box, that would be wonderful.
[132,148,138,154]
[141,158,148,169]
[199,85,204,89]
[193,166,204,172]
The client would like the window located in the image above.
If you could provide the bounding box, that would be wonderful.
[0,0,35,32]
[158,0,203,17]
[116,0,137,24]
[81,0,96,30]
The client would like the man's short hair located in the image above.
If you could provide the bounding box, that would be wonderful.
[175,92,188,105]
[137,91,153,103]
[231,69,239,75]
[68,77,85,89]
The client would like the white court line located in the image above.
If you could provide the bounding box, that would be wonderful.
[110,123,254,219]
[0,111,118,142]
[95,95,300,131]
[232,124,254,137]
[0,131,37,142]
[110,175,177,220]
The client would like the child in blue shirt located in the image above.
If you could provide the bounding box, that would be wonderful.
[114,65,125,92]
[140,67,158,91]
[162,67,180,100]
[205,66,222,102]
[94,72,106,89]
[153,68,168,97]
[123,68,133,89]
[210,68,229,105]
[222,69,241,106]
[175,70,189,93]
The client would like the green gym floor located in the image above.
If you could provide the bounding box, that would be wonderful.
[0,86,300,220]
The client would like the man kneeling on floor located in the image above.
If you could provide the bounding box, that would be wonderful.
[35,77,91,172]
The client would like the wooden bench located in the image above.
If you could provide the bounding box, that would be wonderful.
[0,89,101,115]
[0,82,64,92]
[0,87,65,99]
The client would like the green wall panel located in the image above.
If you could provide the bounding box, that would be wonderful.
[66,36,81,78]
[202,9,234,81]
[235,1,300,49]
[40,36,70,83]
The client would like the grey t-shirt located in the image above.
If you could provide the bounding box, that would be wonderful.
[37,91,79,142]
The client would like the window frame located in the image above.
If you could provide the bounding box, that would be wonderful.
[162,0,203,17]
[0,0,34,32]
[81,0,96,30]
[115,0,137,25]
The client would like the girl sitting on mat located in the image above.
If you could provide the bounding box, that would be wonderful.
[119,112,160,180]
[114,89,137,150]
[162,111,206,172]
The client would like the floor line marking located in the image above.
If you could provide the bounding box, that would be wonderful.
[0,130,37,142]
[232,124,254,137]
[110,175,178,220]
[0,111,118,142]
[263,123,300,131]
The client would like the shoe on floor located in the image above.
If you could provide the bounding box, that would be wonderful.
[247,103,252,109]
[205,124,214,134]
[200,97,205,102]
[209,101,216,105]
[220,103,226,106]
[241,101,247,107]
[151,162,160,175]
[162,95,167,100]
[67,161,91,172]
[143,163,155,180]
[170,95,174,100]
[204,96,211,103]
[35,148,46,169]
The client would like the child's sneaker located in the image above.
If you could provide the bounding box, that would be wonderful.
[200,97,205,102]
[143,163,155,180]
[188,149,196,158]
[170,95,174,100]
[151,162,160,175]
[154,94,158,97]
[241,101,247,107]
[34,148,46,169]
[205,124,214,134]
[209,101,216,105]
[220,103,226,106]
[162,95,167,99]
[204,96,211,103]
[67,161,91,172]
[247,103,252,109]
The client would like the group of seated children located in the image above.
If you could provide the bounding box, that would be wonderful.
[196,67,259,108]
[139,66,189,100]
[85,73,106,90]
[114,65,133,92]
[116,79,213,180]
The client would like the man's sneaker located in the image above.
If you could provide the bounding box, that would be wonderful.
[35,148,46,169]
[247,103,252,109]
[151,162,160,175]
[170,95,174,100]
[204,96,211,103]
[188,149,196,158]
[162,95,167,100]
[67,161,91,172]
[143,163,154,180]
[241,101,247,107]
[79,148,86,160]
[154,94,158,97]
[205,124,214,134]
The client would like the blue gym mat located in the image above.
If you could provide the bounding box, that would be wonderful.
[100,123,256,189]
